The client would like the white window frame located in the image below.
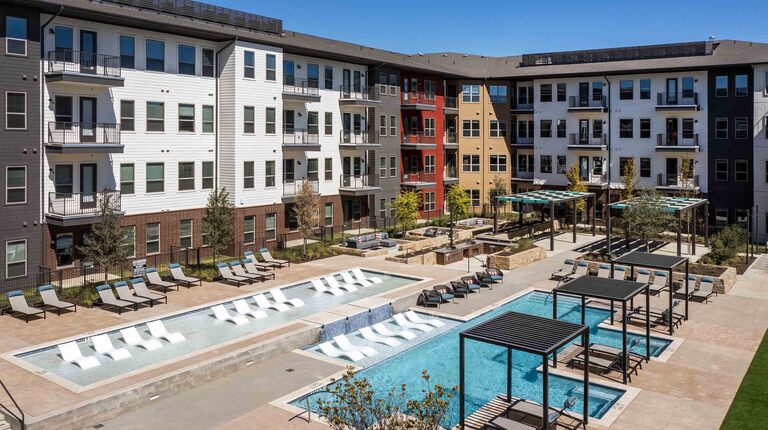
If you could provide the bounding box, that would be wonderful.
[379,115,387,136]
[202,105,214,133]
[146,162,165,193]
[5,166,26,205]
[122,226,136,258]
[389,115,397,136]
[5,92,26,130]
[389,156,397,177]
[424,192,436,211]
[244,161,255,189]
[243,216,256,244]
[462,84,480,103]
[178,161,195,191]
[202,161,214,189]
[265,213,277,241]
[146,101,165,132]
[243,106,255,134]
[244,50,255,79]
[146,223,160,255]
[5,239,26,279]
[265,160,276,187]
[179,219,193,249]
[5,16,27,56]
[178,103,195,133]
[379,156,387,178]
[266,54,276,81]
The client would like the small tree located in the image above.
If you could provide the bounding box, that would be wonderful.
[202,188,235,265]
[565,163,587,213]
[78,191,129,281]
[393,190,421,236]
[708,224,746,265]
[622,191,674,251]
[293,180,320,257]
[445,184,471,220]
[620,158,636,202]
[678,158,698,253]
[487,175,509,222]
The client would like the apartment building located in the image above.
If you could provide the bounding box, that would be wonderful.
[755,65,768,243]
[370,65,402,224]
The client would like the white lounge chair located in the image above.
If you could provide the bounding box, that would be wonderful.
[169,263,201,288]
[323,275,357,292]
[243,251,275,270]
[95,285,135,314]
[635,269,651,284]
[404,310,445,328]
[233,299,268,319]
[333,334,378,357]
[551,259,576,280]
[359,327,401,347]
[58,341,100,369]
[691,277,717,302]
[612,266,628,280]
[341,271,371,287]
[318,341,364,362]
[649,272,669,295]
[91,334,131,361]
[570,261,590,279]
[352,268,383,284]
[211,304,249,325]
[120,326,163,351]
[147,320,186,343]
[269,288,304,307]
[311,279,344,296]
[393,313,433,332]
[372,323,417,340]
[253,294,291,312]
[596,264,611,279]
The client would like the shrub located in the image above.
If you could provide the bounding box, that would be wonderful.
[706,225,747,265]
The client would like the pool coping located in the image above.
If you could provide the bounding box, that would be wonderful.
[595,322,684,363]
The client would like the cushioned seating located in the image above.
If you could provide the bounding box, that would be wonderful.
[345,232,397,249]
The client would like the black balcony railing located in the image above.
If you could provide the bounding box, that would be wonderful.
[47,190,121,217]
[283,77,320,96]
[656,92,699,106]
[340,174,376,189]
[568,95,606,109]
[569,133,607,146]
[48,122,121,145]
[445,164,458,179]
[511,102,534,110]
[512,170,534,180]
[656,133,699,147]
[657,173,699,188]
[47,50,121,77]
[402,171,436,183]
[339,85,378,101]
[444,131,457,144]
[340,130,374,145]
[401,92,436,106]
[283,129,319,145]
[283,178,319,196]
[444,96,458,109]
[512,136,534,145]
[402,132,436,145]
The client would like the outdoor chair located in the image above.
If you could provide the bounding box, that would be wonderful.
[450,280,471,297]
[404,310,444,327]
[648,271,669,295]
[95,285,136,314]
[210,304,249,325]
[130,279,167,305]
[570,261,590,280]
[120,326,163,350]
[393,313,433,332]
[253,293,291,312]
[334,334,378,357]
[318,341,364,362]
[418,289,443,308]
[146,320,186,343]
[352,268,383,284]
[551,259,575,280]
[323,275,357,292]
[5,290,46,322]
[168,263,201,288]
[233,299,268,319]
[596,264,611,278]
[433,285,456,303]
[92,334,131,361]
[258,247,290,268]
[360,326,401,347]
[145,268,179,292]
[38,285,77,315]
[690,277,717,303]
[241,259,276,281]
[113,281,153,308]
[216,262,251,287]
[462,275,488,291]
[243,250,275,270]
[634,269,651,284]
[58,341,100,370]
[486,268,504,282]
[341,271,371,287]
[372,323,416,340]
[311,278,344,295]
[228,261,263,283]
[611,266,628,280]
[268,288,304,307]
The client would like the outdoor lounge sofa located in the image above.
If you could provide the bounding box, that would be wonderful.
[344,232,397,250]
[418,289,443,308]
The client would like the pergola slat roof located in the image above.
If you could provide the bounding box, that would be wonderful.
[613,251,687,269]
[609,196,707,213]
[497,190,594,205]
[554,276,649,302]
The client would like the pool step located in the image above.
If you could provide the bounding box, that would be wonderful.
[0,417,9,430]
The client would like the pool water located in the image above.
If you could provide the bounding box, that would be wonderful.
[296,291,671,426]
[16,269,420,388]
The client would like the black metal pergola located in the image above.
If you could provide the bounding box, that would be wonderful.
[459,311,590,429]
[612,251,689,335]
[552,276,651,384]
[497,190,598,251]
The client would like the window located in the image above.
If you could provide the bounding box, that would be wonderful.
[202,161,214,189]
[540,84,552,102]
[54,165,73,194]
[735,75,748,97]
[178,162,195,191]
[424,118,435,137]
[243,161,254,189]
[715,76,728,97]
[5,166,25,204]
[540,155,552,173]
[735,117,748,139]
[556,119,566,138]
[735,160,749,182]
[389,115,397,136]
[682,77,694,98]
[265,107,276,134]
[390,197,396,217]
[462,154,480,172]
[120,100,135,131]
[180,220,193,249]
[324,112,333,135]
[378,72,387,95]
[6,92,26,129]
[322,203,334,226]
[424,80,436,99]
[177,44,195,75]
[389,156,397,177]
[557,156,567,174]
[265,214,276,241]
[146,101,165,132]
[619,157,633,177]
[5,17,27,56]
[259,160,274,187]
[715,159,728,181]
[243,106,255,133]
[715,208,729,226]
[202,48,214,77]
[324,158,332,181]
[489,85,507,103]
[266,54,276,81]
[715,117,728,139]
[308,64,320,89]
[146,163,164,193]
[593,120,603,138]
[489,155,507,172]
[682,118,694,139]
[540,120,552,138]
[735,209,749,227]
[619,80,633,100]
[422,155,435,174]
[178,104,195,132]
[517,154,533,172]
[243,216,255,244]
[5,240,26,278]
[463,120,480,137]
[307,158,319,181]
[619,119,633,138]
[640,158,651,177]
[202,105,214,133]
[378,199,386,220]
[462,84,480,102]
[54,95,72,125]
[145,39,165,72]
[244,51,255,78]
[640,119,651,139]
[324,66,334,90]
[424,192,436,211]
[490,120,507,137]
[556,83,566,102]
[120,35,135,69]
[639,79,651,99]
[379,115,387,136]
[120,164,134,194]
[146,223,160,254]
[122,226,135,258]
[592,81,603,100]
[389,73,398,96]
[374,156,385,179]
[467,190,481,207]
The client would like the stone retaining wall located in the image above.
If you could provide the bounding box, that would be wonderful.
[487,246,547,271]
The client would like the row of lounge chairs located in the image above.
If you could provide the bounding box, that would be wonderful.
[310,270,383,295]
[419,269,503,308]
[217,260,276,287]
[486,396,580,430]
[318,311,445,362]
[568,338,645,383]
[58,320,185,370]
[95,279,169,314]
[210,288,305,325]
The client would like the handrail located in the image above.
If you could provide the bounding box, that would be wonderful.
[298,389,337,423]
[0,378,25,430]
[283,77,320,96]
[47,50,121,77]
[48,122,121,145]
[338,85,377,101]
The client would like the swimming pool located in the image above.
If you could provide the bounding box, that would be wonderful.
[13,269,421,389]
[294,291,671,426]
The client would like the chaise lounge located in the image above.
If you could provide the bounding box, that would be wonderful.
[5,290,46,322]
[38,285,77,315]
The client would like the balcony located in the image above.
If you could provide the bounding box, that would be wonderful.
[444,165,459,184]
[655,134,700,152]
[283,129,321,150]
[510,102,534,113]
[511,136,534,147]
[568,96,607,112]
[46,122,123,154]
[339,130,379,148]
[46,190,122,226]
[401,92,436,111]
[401,171,437,189]
[585,172,608,187]
[45,50,124,87]
[511,170,534,181]
[401,132,437,150]
[656,92,700,111]
[443,131,458,149]
[444,96,459,114]
[283,77,321,102]
[656,173,700,191]
[282,178,319,202]
[568,134,607,150]
[338,85,380,107]
[339,174,380,196]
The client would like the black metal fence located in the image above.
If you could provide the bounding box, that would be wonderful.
[47,122,121,145]
[47,50,121,77]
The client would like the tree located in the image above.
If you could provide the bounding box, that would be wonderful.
[622,191,674,251]
[393,190,421,236]
[78,191,129,281]
[487,175,509,223]
[293,179,320,257]
[678,158,698,253]
[565,163,587,213]
[202,188,235,266]
[445,184,471,220]
[619,158,636,202]
[707,224,746,265]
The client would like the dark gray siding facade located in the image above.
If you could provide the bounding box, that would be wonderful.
[369,65,401,224]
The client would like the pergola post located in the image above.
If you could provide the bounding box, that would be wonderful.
[691,207,697,255]
[676,211,682,257]
[459,334,465,430]
[542,355,549,430]
[684,259,690,320]
[573,198,578,244]
[704,203,710,247]
[552,292,558,368]
[549,201,555,251]
[583,329,590,426]
[592,195,597,237]
[622,300,628,384]
[506,347,512,402]
[645,285,651,362]
[518,202,523,228]
[668,267,674,335]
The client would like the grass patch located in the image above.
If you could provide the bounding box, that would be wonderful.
[721,330,768,430]
[271,240,339,263]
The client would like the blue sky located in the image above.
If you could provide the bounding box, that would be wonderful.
[209,0,767,56]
